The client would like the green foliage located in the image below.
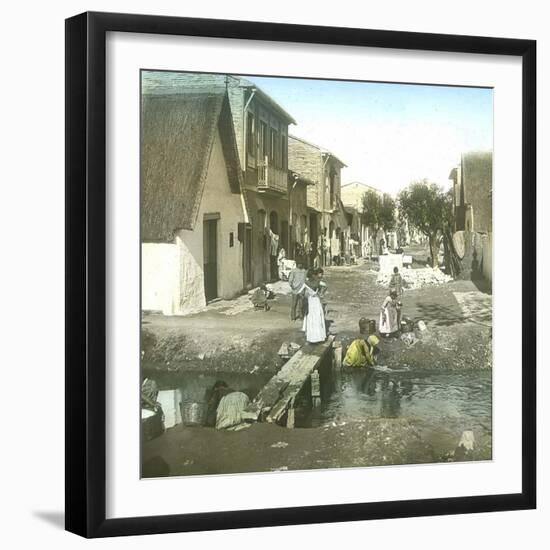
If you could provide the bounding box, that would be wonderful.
[361,190,396,233]
[398,180,455,268]
[398,180,450,238]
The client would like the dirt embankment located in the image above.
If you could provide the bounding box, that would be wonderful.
[141,262,492,375]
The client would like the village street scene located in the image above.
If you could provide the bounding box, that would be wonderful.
[140,71,493,477]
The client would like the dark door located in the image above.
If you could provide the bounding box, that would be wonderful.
[203,219,218,302]
[281,220,289,256]
[243,225,252,288]
[309,214,318,268]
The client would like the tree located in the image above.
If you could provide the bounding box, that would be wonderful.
[361,190,396,248]
[398,180,451,268]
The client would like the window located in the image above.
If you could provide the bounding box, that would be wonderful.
[246,112,255,156]
[270,128,278,166]
[281,133,287,169]
[259,121,268,161]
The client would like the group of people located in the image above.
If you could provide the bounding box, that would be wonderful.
[249,256,405,369]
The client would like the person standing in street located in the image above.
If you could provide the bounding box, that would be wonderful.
[389,266,403,297]
[288,262,307,321]
[379,290,401,337]
[315,268,328,316]
[301,269,327,343]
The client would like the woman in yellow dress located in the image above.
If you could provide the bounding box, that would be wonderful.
[343,318,380,367]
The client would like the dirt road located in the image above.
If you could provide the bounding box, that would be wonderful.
[142,258,492,478]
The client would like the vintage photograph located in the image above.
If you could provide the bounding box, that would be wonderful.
[140,70,493,478]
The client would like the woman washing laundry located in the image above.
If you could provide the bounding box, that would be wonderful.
[343,318,381,367]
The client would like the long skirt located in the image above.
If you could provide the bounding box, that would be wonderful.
[302,295,326,343]
[379,305,399,335]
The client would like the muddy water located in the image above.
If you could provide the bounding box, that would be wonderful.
[145,366,492,461]
[323,367,492,460]
[143,370,272,427]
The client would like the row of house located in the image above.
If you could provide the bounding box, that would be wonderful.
[141,72,357,316]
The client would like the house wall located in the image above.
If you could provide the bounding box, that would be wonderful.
[289,137,323,211]
[341,182,382,210]
[243,96,289,187]
[247,191,289,286]
[482,232,492,283]
[462,153,492,234]
[141,130,247,315]
[141,242,180,314]
[182,130,246,305]
[341,183,364,211]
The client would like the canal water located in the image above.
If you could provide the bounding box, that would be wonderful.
[322,366,492,460]
[145,366,492,460]
[143,370,272,428]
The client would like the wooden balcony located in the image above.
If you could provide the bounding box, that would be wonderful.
[257,157,287,195]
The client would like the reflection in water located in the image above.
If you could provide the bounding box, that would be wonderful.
[324,367,492,434]
[142,370,272,428]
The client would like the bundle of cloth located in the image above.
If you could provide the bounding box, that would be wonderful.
[206,381,255,431]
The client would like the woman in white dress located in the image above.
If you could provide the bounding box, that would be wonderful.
[379,290,401,337]
[301,270,327,343]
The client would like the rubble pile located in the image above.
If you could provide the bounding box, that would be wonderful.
[377,267,452,289]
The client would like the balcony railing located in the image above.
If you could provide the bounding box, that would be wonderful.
[257,157,287,194]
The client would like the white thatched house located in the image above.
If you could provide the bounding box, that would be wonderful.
[141,91,250,315]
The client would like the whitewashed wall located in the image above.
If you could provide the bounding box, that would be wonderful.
[143,129,248,316]
[141,242,179,314]
[482,232,493,283]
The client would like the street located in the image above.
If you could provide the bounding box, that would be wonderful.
[142,250,492,477]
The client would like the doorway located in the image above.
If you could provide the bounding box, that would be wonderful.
[281,220,289,256]
[203,218,218,302]
[269,211,279,281]
[243,224,252,288]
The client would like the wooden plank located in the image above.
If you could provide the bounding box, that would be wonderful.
[286,398,296,429]
[266,336,334,424]
[244,349,306,420]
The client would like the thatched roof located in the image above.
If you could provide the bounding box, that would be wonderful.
[141,92,244,241]
[289,134,347,167]
[142,71,296,125]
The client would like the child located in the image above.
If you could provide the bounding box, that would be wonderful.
[389,266,403,297]
[250,284,271,311]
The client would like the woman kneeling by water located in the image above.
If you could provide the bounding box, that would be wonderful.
[343,318,380,367]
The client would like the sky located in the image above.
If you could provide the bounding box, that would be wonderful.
[248,75,493,195]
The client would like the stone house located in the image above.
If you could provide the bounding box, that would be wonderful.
[340,181,383,255]
[288,170,313,267]
[449,151,493,282]
[451,151,493,234]
[288,135,348,267]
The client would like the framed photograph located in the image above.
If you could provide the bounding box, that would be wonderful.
[65,11,536,538]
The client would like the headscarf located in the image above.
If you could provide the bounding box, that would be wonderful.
[367,335,380,347]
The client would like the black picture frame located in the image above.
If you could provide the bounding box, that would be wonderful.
[65,11,536,538]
